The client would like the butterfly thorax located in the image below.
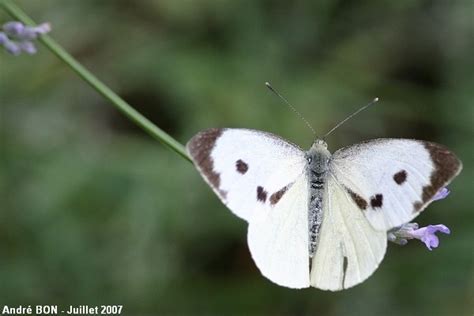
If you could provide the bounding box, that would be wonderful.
[306,140,331,257]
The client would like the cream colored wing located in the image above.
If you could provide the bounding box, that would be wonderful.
[188,128,310,288]
[248,173,311,289]
[187,128,306,222]
[310,173,387,291]
[330,139,462,231]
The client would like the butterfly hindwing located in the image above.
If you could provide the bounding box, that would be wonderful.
[310,174,386,290]
[329,139,462,231]
[248,174,311,288]
[186,128,306,221]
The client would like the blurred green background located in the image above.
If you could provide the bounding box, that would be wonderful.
[1,1,473,315]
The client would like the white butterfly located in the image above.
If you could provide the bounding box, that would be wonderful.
[186,123,462,290]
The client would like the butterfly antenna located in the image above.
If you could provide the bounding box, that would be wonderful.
[265,82,317,135]
[322,97,379,140]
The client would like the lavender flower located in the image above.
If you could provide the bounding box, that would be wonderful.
[432,187,450,201]
[2,21,24,37]
[0,32,8,45]
[3,21,50,40]
[388,222,418,246]
[410,224,450,250]
[1,21,51,55]
[17,41,37,54]
[4,40,21,55]
[388,223,451,250]
[388,187,453,250]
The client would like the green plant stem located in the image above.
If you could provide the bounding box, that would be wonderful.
[1,0,191,162]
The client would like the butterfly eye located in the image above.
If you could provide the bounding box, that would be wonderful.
[307,157,312,163]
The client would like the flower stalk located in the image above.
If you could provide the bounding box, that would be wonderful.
[1,0,191,162]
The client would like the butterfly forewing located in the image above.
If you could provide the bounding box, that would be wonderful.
[329,139,462,231]
[187,128,306,221]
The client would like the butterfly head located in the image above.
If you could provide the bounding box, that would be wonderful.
[307,139,331,172]
[313,139,328,149]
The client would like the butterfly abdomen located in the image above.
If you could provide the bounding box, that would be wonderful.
[311,170,325,188]
[307,141,331,257]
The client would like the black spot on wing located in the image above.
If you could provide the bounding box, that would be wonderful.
[370,194,383,209]
[270,185,289,205]
[235,159,248,174]
[393,170,407,185]
[413,201,423,212]
[346,188,368,210]
[257,186,267,203]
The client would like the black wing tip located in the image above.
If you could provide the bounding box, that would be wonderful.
[186,128,227,198]
[187,128,225,157]
[421,141,462,171]
[413,141,462,213]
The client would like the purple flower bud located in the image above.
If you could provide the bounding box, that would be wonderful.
[433,187,450,201]
[387,231,408,245]
[3,40,21,55]
[0,32,7,45]
[16,27,38,40]
[388,222,450,251]
[3,21,25,36]
[387,222,417,246]
[1,21,51,56]
[17,23,51,40]
[30,22,51,35]
[3,21,51,40]
[18,41,37,54]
